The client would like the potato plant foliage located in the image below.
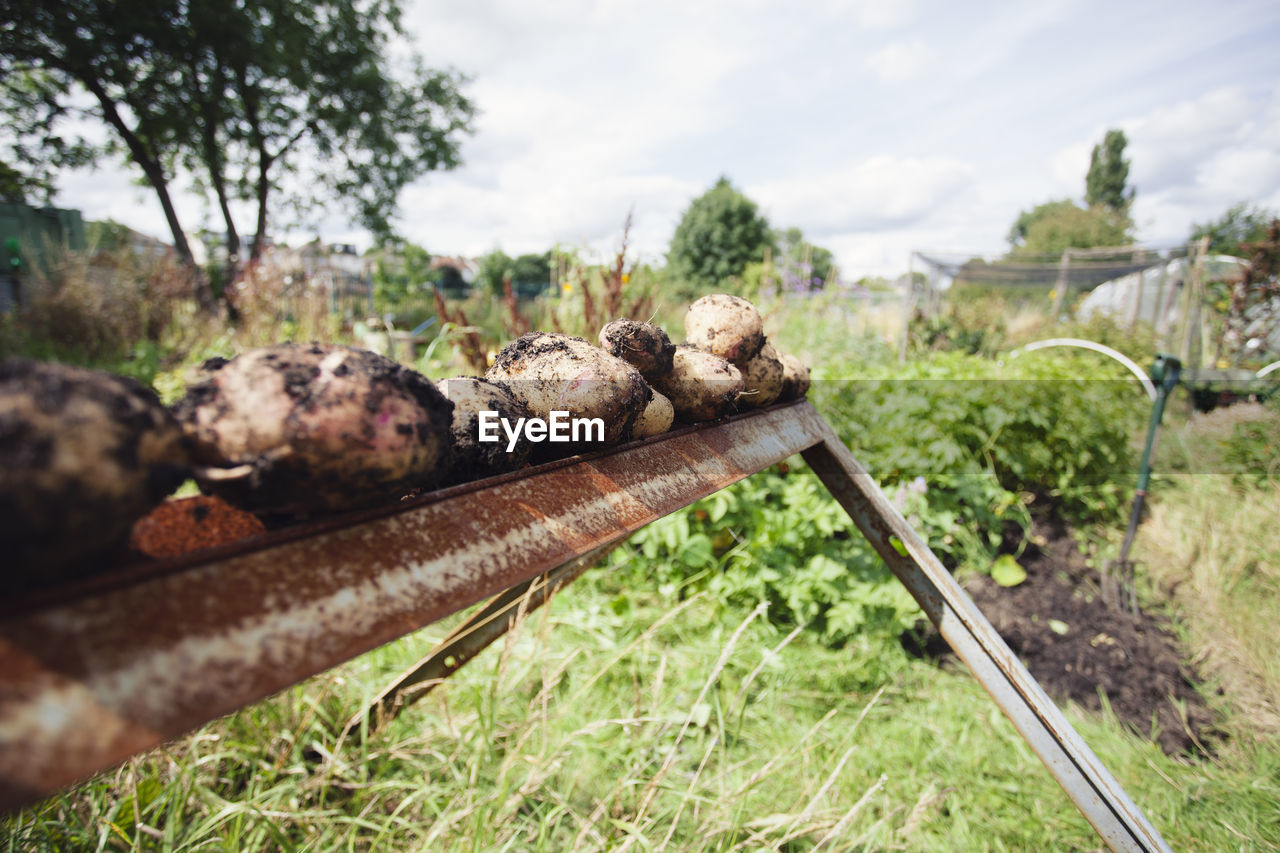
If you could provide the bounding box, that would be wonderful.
[618,350,1142,645]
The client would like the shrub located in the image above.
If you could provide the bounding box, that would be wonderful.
[0,245,195,384]
[818,350,1143,525]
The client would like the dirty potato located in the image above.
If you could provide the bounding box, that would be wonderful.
[173,343,453,515]
[437,376,532,482]
[485,332,651,448]
[630,387,674,438]
[738,342,785,409]
[0,359,190,590]
[654,345,744,422]
[684,294,765,367]
[597,319,675,382]
[777,351,812,401]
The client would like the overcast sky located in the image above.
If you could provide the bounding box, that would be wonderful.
[53,0,1280,278]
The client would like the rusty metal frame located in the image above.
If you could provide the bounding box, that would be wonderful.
[0,402,828,811]
[0,401,1172,852]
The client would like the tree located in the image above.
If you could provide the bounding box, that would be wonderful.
[476,248,514,297]
[1191,202,1277,257]
[668,177,775,292]
[1085,129,1134,212]
[510,252,552,291]
[0,160,29,204]
[0,67,98,207]
[370,240,433,311]
[776,226,836,289]
[1007,199,1131,257]
[1,0,474,286]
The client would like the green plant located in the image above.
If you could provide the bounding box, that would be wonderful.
[1222,416,1280,485]
[816,350,1143,525]
[0,244,195,381]
[617,462,1024,647]
[667,177,775,298]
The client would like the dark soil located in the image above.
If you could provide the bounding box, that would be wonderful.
[926,516,1217,757]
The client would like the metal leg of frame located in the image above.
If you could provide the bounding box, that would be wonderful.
[801,430,1172,853]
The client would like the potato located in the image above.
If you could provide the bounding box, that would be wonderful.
[0,359,190,590]
[597,319,675,381]
[631,387,674,438]
[485,332,651,448]
[173,343,453,514]
[684,294,765,367]
[739,342,785,409]
[654,345,744,422]
[436,376,532,482]
[777,352,811,401]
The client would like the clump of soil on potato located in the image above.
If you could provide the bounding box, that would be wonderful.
[129,495,267,559]
[598,319,675,381]
[915,516,1217,756]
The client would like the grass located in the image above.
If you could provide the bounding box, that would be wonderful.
[7,558,1279,851]
[1138,402,1280,740]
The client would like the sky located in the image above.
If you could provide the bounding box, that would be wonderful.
[51,0,1280,279]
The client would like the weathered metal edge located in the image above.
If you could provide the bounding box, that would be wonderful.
[0,402,827,812]
[802,431,1172,853]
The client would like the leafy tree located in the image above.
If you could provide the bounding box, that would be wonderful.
[0,0,474,285]
[476,248,514,297]
[0,160,29,204]
[776,226,836,289]
[85,219,137,252]
[1085,129,1134,212]
[0,68,98,207]
[510,252,552,289]
[1191,202,1277,257]
[668,177,775,292]
[1007,199,1131,257]
[370,240,433,310]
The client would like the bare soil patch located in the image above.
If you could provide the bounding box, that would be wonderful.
[933,517,1218,756]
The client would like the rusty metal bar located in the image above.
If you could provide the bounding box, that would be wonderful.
[801,429,1172,853]
[0,402,828,813]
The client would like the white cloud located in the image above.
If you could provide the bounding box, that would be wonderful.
[1048,141,1092,199]
[750,156,976,234]
[1125,86,1258,195]
[836,0,919,31]
[867,40,930,82]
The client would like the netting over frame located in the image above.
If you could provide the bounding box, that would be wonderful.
[915,245,1193,294]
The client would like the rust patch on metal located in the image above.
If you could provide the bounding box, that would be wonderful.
[0,402,827,813]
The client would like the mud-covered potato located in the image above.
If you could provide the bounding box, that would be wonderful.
[739,342,785,409]
[173,343,452,514]
[0,359,190,590]
[654,345,744,422]
[597,319,675,382]
[437,377,532,482]
[777,352,811,401]
[684,294,765,367]
[631,388,674,438]
[485,332,651,447]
